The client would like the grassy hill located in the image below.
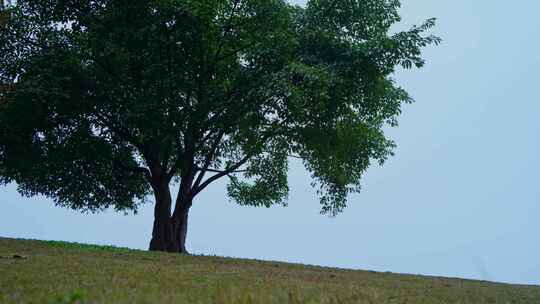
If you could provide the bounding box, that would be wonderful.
[0,237,538,304]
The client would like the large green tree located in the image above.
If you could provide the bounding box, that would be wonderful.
[0,0,439,253]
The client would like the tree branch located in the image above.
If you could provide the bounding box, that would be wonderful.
[212,0,241,65]
[288,154,302,159]
[202,167,247,174]
[193,154,251,196]
[192,130,277,196]
[166,135,186,180]
[215,41,260,63]
[112,158,151,182]
[322,0,339,19]
[192,129,225,189]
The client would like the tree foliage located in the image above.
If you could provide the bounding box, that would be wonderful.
[0,0,439,221]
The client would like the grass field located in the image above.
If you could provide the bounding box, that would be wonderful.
[0,237,539,304]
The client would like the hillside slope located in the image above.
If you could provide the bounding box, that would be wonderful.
[0,237,538,303]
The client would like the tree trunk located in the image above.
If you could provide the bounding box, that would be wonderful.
[149,179,192,253]
[171,195,192,254]
[149,180,173,252]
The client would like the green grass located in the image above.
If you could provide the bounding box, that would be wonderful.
[0,237,538,304]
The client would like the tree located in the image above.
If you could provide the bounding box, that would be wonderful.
[0,0,439,253]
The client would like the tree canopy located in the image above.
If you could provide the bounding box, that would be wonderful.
[0,0,439,252]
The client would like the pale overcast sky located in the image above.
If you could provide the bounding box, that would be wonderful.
[1,1,539,285]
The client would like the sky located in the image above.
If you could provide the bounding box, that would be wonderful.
[1,0,539,285]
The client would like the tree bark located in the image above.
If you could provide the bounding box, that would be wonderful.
[148,178,192,253]
[170,205,190,253]
[149,180,173,252]
[171,193,192,254]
